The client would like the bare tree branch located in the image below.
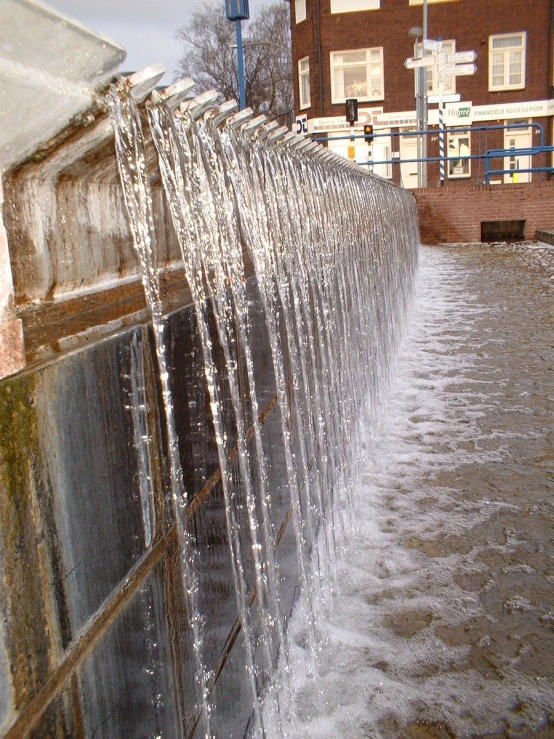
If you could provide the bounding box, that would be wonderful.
[175,1,293,127]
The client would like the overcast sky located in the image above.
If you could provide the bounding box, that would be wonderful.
[46,0,279,85]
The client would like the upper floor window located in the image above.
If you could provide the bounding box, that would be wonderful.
[489,33,526,90]
[299,57,311,109]
[331,0,380,13]
[424,40,456,95]
[295,0,306,23]
[330,48,384,103]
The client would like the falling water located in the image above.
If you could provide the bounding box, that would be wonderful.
[109,83,419,738]
[108,90,213,737]
[147,100,286,735]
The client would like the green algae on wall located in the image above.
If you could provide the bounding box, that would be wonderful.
[0,375,61,716]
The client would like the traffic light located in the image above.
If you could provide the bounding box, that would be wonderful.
[345,98,358,125]
[364,124,374,143]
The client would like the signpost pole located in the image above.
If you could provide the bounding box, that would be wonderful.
[439,91,446,185]
[415,42,424,188]
[422,0,428,187]
[405,33,476,187]
[438,71,445,185]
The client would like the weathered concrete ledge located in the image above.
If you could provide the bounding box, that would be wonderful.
[535,228,554,245]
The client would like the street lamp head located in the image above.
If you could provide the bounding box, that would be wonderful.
[225,0,250,21]
[409,26,423,38]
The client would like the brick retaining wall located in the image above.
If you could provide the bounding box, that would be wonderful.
[414,181,554,245]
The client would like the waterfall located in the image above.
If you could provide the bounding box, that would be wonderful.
[109,82,419,738]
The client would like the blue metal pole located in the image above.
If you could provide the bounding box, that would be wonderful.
[235,20,246,110]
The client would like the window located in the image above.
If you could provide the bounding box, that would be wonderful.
[447,129,471,178]
[295,0,306,23]
[489,33,526,90]
[298,57,311,109]
[423,40,456,96]
[330,48,384,104]
[331,0,379,12]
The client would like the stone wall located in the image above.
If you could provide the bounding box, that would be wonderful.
[0,291,298,738]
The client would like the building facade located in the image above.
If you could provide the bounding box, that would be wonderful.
[289,0,554,187]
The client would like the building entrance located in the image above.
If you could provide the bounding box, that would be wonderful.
[504,122,532,183]
[399,133,419,189]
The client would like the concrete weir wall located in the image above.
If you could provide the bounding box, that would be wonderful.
[0,296,294,738]
[0,65,298,735]
[0,6,420,737]
[0,79,422,738]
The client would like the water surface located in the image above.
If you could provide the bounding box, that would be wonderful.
[284,243,554,738]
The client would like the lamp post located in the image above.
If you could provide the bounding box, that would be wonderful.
[225,0,250,110]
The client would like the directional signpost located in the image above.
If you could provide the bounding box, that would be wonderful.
[404,39,477,186]
[446,50,477,65]
[437,43,476,185]
[404,56,435,69]
[423,38,441,52]
[444,63,477,76]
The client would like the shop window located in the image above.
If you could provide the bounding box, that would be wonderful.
[489,33,526,90]
[295,0,306,23]
[331,0,379,12]
[447,129,471,178]
[330,48,384,104]
[298,57,311,109]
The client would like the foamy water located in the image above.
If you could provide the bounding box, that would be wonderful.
[278,244,554,738]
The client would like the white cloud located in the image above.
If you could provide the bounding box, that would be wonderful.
[44,0,284,85]
[98,21,184,83]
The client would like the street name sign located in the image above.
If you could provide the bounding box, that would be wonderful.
[444,63,477,76]
[446,50,477,64]
[404,56,435,69]
[423,39,441,52]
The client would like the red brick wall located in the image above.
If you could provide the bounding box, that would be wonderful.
[291,0,552,119]
[414,180,554,244]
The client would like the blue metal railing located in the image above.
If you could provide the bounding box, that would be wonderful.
[311,122,553,184]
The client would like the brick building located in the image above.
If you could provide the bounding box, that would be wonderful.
[288,0,554,188]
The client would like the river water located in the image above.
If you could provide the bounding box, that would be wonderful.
[281,243,554,738]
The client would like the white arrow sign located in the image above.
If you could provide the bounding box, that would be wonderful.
[447,50,477,64]
[404,56,436,69]
[444,63,477,76]
[423,39,441,52]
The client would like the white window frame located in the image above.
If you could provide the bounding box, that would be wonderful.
[331,0,380,13]
[489,32,526,91]
[330,48,384,104]
[298,56,311,110]
[295,0,306,23]
[447,128,471,179]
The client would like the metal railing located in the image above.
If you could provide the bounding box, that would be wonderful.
[312,122,553,185]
